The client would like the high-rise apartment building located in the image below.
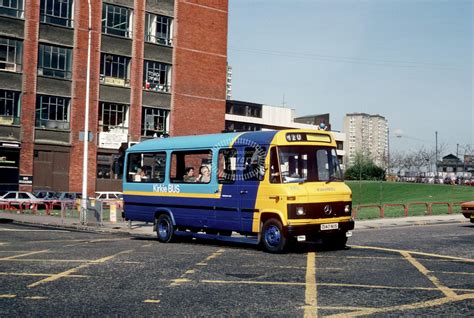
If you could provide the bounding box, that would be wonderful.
[0,0,228,194]
[343,113,388,168]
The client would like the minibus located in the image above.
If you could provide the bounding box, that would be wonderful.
[123,129,354,253]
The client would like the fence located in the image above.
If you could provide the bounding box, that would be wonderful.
[0,199,124,226]
[352,201,462,219]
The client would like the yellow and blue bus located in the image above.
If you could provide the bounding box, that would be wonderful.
[123,129,354,253]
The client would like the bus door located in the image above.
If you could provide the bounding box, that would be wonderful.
[215,148,241,232]
[238,146,267,233]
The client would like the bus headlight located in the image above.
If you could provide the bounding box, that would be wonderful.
[296,207,305,216]
[344,205,351,214]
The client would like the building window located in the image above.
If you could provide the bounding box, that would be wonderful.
[35,95,70,130]
[225,121,261,132]
[0,0,24,18]
[145,12,172,45]
[102,3,132,38]
[142,107,168,137]
[0,89,20,125]
[0,37,22,72]
[225,102,262,118]
[100,53,130,87]
[40,0,73,27]
[143,60,171,92]
[99,102,128,133]
[38,44,72,79]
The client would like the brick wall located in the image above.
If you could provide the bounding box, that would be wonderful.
[68,0,102,194]
[170,0,228,136]
[129,0,146,142]
[19,0,40,191]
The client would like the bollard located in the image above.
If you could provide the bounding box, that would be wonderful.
[110,203,117,223]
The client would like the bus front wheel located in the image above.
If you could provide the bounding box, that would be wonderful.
[156,214,175,243]
[261,218,287,253]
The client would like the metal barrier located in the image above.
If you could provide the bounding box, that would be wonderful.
[353,201,462,219]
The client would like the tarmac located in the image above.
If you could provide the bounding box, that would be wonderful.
[0,210,469,238]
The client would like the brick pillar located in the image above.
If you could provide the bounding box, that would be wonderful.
[129,0,146,141]
[170,0,228,136]
[19,0,40,191]
[68,0,102,195]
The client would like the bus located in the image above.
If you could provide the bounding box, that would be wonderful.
[122,129,354,253]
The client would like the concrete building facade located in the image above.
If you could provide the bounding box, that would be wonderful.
[0,0,228,194]
[225,100,346,169]
[343,113,388,168]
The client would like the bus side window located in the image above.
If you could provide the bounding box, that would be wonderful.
[218,148,236,184]
[270,147,281,183]
[127,152,167,183]
[243,146,266,181]
[170,150,212,183]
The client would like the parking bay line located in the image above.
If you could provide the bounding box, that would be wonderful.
[193,280,474,293]
[304,252,317,318]
[0,250,49,261]
[27,249,133,288]
[0,272,88,278]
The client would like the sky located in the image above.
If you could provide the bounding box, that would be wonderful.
[227,0,473,156]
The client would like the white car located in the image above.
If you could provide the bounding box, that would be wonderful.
[0,191,44,208]
[94,192,123,201]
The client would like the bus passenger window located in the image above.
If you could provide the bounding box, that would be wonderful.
[127,152,166,183]
[244,146,266,181]
[170,150,212,183]
[218,148,236,184]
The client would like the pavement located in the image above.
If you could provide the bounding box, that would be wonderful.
[0,210,469,238]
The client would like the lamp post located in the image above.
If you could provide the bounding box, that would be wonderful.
[80,0,92,224]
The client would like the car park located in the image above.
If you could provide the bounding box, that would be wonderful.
[460,201,474,223]
[0,191,45,209]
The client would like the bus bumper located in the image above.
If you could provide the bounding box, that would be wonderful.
[286,220,355,238]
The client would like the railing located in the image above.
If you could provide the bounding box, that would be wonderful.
[0,199,124,225]
[352,201,464,219]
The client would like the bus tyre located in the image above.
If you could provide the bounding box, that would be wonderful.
[156,214,175,243]
[261,218,287,253]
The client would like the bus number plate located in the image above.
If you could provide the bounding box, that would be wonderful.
[321,223,338,231]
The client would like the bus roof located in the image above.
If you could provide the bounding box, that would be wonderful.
[126,129,335,153]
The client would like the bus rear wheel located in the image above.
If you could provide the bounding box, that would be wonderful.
[156,214,175,243]
[261,218,287,253]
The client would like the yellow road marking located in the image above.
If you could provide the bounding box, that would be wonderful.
[200,279,305,286]
[304,252,317,318]
[142,244,153,247]
[0,272,88,278]
[0,250,49,260]
[433,271,474,276]
[401,251,457,298]
[144,299,161,303]
[194,280,474,293]
[169,249,225,287]
[27,249,133,288]
[327,293,474,317]
[24,296,48,300]
[319,306,377,311]
[351,245,474,263]
[0,294,16,298]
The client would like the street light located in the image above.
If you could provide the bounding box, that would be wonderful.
[81,0,92,224]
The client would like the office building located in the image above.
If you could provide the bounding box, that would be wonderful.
[0,0,228,193]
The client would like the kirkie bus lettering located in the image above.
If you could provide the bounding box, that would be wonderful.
[122,129,354,253]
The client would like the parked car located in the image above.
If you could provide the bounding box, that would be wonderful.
[460,201,474,223]
[55,192,82,201]
[94,192,123,201]
[93,191,123,208]
[0,191,44,209]
[33,190,58,201]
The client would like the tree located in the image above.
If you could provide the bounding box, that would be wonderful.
[345,152,386,181]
